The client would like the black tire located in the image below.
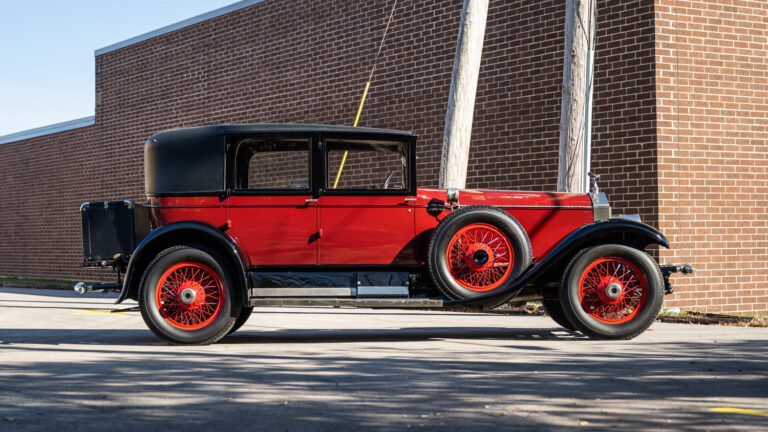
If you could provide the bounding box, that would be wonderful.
[542,299,576,331]
[139,245,242,345]
[559,244,664,340]
[427,205,532,300]
[228,307,254,335]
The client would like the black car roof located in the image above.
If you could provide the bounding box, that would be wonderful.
[145,123,418,196]
[150,123,418,141]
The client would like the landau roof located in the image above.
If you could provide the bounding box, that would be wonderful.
[145,123,418,196]
[150,123,418,142]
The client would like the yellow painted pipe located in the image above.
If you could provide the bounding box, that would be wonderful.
[353,81,371,127]
[332,81,370,189]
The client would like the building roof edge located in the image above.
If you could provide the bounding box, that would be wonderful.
[94,0,266,56]
[0,116,96,145]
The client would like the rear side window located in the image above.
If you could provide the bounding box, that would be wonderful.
[232,137,311,191]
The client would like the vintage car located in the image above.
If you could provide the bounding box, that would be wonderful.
[76,124,693,344]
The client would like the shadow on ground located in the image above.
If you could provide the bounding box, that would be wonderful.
[0,326,580,346]
[0,324,766,431]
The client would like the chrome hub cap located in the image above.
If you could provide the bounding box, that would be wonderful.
[180,288,197,305]
[605,282,622,300]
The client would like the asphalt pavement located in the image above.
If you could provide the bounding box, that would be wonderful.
[0,287,767,431]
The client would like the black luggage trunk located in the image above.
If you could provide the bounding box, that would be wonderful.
[81,201,150,265]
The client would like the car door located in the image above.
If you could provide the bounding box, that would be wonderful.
[318,136,417,265]
[227,135,318,266]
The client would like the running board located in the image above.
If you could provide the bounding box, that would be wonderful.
[249,298,444,308]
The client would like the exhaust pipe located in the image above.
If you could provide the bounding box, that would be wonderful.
[73,282,121,295]
[74,282,89,295]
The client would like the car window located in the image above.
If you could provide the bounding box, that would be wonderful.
[326,139,407,191]
[233,137,310,191]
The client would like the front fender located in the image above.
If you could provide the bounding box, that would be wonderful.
[116,221,248,305]
[547,218,669,252]
[450,219,669,308]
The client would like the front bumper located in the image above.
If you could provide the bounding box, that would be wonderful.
[659,264,696,295]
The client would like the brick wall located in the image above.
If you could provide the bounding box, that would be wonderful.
[655,0,768,313]
[2,0,761,313]
[0,0,660,279]
[0,126,106,280]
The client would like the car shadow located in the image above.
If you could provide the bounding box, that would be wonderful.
[0,326,579,347]
[221,326,581,344]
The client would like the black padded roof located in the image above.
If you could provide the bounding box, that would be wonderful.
[151,123,418,141]
[145,123,417,196]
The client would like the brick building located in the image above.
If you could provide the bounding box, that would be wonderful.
[0,0,765,313]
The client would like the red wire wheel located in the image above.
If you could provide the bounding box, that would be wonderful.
[155,261,224,330]
[445,223,514,291]
[578,257,647,324]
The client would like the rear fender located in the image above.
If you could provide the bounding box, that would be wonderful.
[450,219,669,308]
[116,222,248,306]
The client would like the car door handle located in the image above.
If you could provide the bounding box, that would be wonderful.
[305,198,318,203]
[404,197,417,202]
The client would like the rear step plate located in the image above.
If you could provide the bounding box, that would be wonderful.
[249,298,443,308]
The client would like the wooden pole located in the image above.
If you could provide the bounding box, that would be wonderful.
[558,0,596,193]
[439,0,489,189]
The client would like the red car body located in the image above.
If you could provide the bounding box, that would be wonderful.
[77,124,691,344]
[150,190,593,267]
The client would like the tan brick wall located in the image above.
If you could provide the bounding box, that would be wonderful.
[655,0,768,313]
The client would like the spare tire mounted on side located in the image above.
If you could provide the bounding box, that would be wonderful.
[427,205,532,300]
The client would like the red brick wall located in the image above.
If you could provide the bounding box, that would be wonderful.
[592,1,659,224]
[469,0,659,227]
[4,0,755,313]
[656,0,768,313]
[0,126,108,280]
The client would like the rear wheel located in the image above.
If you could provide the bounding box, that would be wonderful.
[559,244,663,340]
[139,245,241,344]
[428,205,532,300]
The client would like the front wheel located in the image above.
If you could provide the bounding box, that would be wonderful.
[228,307,253,335]
[559,244,663,340]
[542,298,576,331]
[139,245,241,344]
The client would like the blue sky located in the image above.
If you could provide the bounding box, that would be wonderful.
[0,0,237,136]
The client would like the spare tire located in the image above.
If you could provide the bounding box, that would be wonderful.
[427,205,532,300]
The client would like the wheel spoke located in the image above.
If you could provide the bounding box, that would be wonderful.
[155,261,224,330]
[578,257,647,325]
[446,224,515,291]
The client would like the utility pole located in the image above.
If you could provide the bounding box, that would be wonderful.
[558,0,596,193]
[439,0,489,189]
